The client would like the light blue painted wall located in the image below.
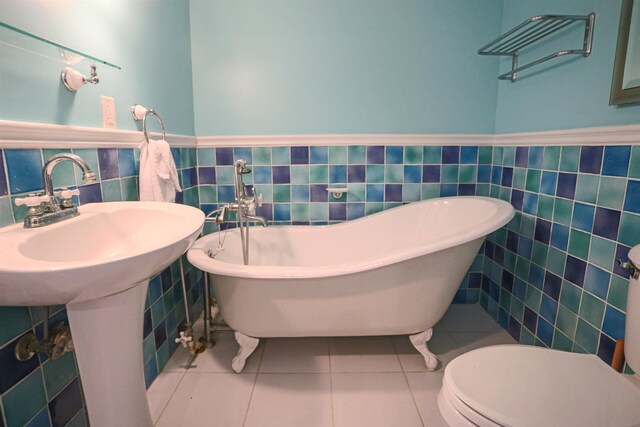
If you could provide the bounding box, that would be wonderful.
[494,0,640,133]
[0,0,196,135]
[189,0,504,136]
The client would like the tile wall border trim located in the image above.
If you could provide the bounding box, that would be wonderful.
[192,124,640,147]
[1,120,638,148]
[196,133,494,147]
[493,124,640,146]
[0,120,196,148]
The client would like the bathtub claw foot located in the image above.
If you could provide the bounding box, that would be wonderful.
[232,332,259,373]
[410,329,438,371]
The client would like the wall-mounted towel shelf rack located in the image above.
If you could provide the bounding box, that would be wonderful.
[478,13,595,82]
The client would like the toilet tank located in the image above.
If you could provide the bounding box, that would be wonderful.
[625,245,640,374]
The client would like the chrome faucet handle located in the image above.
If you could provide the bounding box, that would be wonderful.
[215,205,228,225]
[246,193,263,215]
[204,205,228,225]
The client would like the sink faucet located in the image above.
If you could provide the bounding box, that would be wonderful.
[43,153,96,212]
[14,153,97,228]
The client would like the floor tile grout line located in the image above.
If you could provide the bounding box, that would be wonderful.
[402,370,427,427]
[327,337,335,427]
[242,340,265,427]
[393,334,427,427]
[153,370,187,426]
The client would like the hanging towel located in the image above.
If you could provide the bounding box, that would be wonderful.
[138,138,182,202]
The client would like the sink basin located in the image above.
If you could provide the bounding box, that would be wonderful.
[0,201,204,305]
[0,201,204,427]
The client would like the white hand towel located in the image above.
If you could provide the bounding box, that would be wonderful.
[139,138,182,202]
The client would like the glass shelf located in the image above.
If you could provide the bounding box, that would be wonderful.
[0,21,121,69]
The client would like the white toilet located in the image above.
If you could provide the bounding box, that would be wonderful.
[438,245,640,427]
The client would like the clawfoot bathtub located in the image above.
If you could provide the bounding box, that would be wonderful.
[188,196,514,372]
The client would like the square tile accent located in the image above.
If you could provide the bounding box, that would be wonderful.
[366,146,384,164]
[602,146,630,177]
[97,148,120,180]
[4,149,43,194]
[309,146,328,164]
[579,146,603,174]
[624,180,640,213]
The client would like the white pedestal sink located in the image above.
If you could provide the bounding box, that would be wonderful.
[0,202,204,427]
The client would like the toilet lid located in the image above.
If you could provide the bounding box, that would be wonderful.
[444,345,640,427]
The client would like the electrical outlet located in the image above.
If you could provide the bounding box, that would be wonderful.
[101,96,116,129]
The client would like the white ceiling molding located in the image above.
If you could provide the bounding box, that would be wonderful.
[0,120,196,148]
[0,120,638,149]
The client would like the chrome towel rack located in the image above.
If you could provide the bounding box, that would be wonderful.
[131,104,166,142]
[478,13,595,82]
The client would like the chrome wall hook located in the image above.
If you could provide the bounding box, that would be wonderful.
[61,64,100,91]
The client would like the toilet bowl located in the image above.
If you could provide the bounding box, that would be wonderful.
[439,244,640,427]
[438,344,640,426]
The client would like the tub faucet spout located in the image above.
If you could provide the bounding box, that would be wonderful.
[244,214,268,227]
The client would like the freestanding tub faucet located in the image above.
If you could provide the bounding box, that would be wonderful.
[206,159,266,264]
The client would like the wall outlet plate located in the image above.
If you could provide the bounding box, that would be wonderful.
[101,96,116,129]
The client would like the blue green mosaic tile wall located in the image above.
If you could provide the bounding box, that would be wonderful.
[479,145,639,372]
[0,146,204,427]
[197,144,494,223]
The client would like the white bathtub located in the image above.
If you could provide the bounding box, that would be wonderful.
[188,196,514,372]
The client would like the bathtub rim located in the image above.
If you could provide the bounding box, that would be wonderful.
[187,196,514,279]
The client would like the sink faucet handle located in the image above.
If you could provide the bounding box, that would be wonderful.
[59,188,80,199]
[15,193,51,207]
[58,188,80,209]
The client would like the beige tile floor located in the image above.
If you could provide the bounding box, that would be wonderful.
[147,304,517,427]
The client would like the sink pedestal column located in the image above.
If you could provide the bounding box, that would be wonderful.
[67,280,152,427]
